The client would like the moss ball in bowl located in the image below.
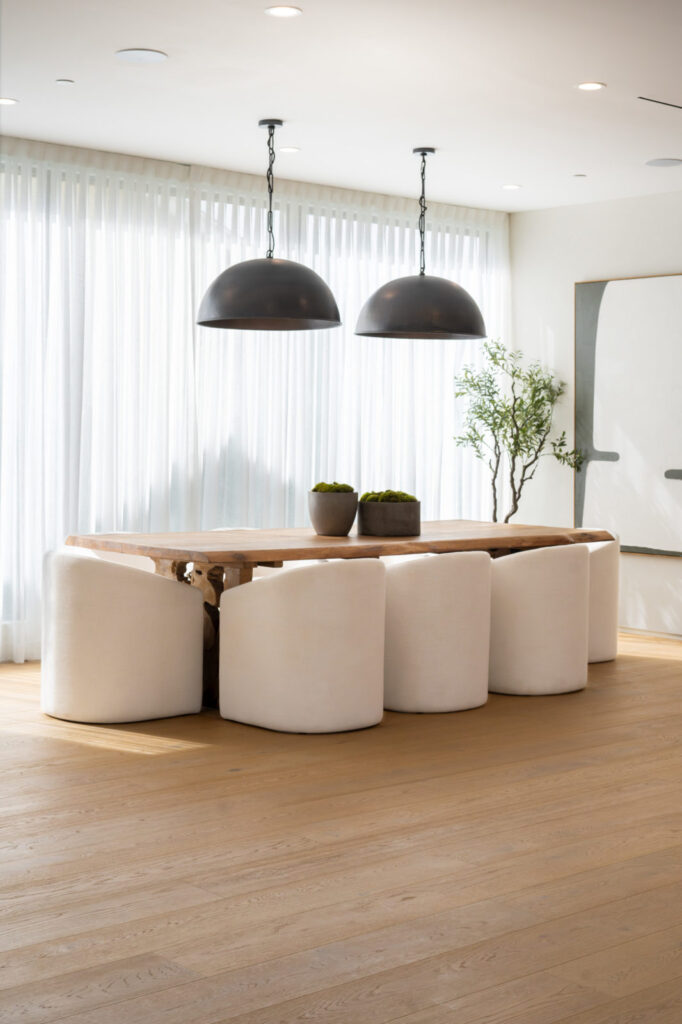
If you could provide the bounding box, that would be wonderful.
[358,490,420,536]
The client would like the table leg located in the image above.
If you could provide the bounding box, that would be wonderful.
[153,559,254,709]
[153,558,189,581]
[187,564,221,709]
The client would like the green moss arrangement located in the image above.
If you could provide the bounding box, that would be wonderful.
[311,481,355,493]
[360,490,418,503]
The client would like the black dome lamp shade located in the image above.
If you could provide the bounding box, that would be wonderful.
[197,120,341,331]
[355,148,486,340]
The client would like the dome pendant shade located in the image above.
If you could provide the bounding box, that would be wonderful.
[197,118,340,331]
[197,257,341,330]
[355,274,486,339]
[355,146,486,340]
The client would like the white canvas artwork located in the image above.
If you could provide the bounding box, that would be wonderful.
[575,274,682,557]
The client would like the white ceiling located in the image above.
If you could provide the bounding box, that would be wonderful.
[2,0,682,212]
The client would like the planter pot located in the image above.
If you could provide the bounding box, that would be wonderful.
[308,491,358,537]
[358,501,421,537]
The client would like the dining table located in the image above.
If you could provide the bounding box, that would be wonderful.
[67,520,614,707]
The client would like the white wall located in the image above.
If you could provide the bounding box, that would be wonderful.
[510,189,682,637]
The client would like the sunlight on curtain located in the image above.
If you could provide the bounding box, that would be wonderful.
[0,137,510,661]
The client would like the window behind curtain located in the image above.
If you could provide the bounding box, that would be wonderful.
[0,137,511,662]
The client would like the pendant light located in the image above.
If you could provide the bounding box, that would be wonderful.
[355,148,486,339]
[197,119,341,331]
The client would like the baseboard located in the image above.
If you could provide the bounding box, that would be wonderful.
[619,627,682,642]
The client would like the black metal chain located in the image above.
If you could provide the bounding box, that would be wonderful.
[418,152,427,276]
[266,124,276,259]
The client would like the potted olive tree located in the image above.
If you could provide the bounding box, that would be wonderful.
[358,490,420,536]
[308,482,358,536]
[454,340,583,522]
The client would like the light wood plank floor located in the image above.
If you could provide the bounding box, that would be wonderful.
[1,633,681,1023]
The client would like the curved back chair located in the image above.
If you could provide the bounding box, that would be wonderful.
[489,544,589,695]
[210,526,315,579]
[585,539,620,662]
[384,552,491,712]
[219,559,386,733]
[42,547,204,723]
[91,549,155,572]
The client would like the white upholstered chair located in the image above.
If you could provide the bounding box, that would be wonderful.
[208,528,319,577]
[384,552,491,712]
[41,547,204,723]
[585,539,620,663]
[91,549,155,572]
[252,561,318,578]
[219,559,386,733]
[381,554,427,568]
[489,545,589,695]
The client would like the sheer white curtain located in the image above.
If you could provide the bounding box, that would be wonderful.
[0,136,510,662]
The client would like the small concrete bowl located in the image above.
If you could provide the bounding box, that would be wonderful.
[308,491,359,537]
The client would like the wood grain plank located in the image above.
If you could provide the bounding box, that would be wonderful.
[550,922,682,997]
[4,842,682,992]
[66,520,614,565]
[0,634,680,1024]
[0,955,199,1024]
[388,972,609,1024]
[23,874,681,1023]
[544,977,682,1024]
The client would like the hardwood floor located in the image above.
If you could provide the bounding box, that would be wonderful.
[1,633,681,1023]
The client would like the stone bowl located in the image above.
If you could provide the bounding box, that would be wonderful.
[308,491,359,537]
[357,501,421,537]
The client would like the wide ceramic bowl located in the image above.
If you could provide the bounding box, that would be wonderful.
[357,500,421,537]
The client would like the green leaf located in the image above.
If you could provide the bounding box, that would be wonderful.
[454,339,578,521]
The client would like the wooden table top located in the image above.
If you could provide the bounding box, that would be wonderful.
[67,520,614,566]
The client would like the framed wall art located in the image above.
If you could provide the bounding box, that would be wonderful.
[574,272,682,557]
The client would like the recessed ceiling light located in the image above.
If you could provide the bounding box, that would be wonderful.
[577,82,606,91]
[115,48,168,63]
[502,183,522,190]
[646,157,682,167]
[0,97,18,105]
[279,146,300,153]
[265,5,303,16]
[55,78,75,85]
